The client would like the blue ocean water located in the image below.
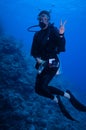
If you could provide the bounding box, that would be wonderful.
[0,0,86,97]
[0,1,86,129]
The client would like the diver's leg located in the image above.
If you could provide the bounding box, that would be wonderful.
[35,71,54,100]
[48,86,70,99]
[35,67,70,101]
[48,86,64,96]
[35,67,64,102]
[35,67,58,100]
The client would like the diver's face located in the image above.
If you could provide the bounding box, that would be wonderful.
[38,14,49,29]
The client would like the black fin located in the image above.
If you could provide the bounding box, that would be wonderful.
[57,96,78,121]
[66,90,86,112]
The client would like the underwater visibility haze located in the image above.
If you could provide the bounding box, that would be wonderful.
[0,0,86,130]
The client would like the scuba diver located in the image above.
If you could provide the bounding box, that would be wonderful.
[29,10,86,121]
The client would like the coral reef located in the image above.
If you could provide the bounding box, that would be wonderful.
[0,35,86,130]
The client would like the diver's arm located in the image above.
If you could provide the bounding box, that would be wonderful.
[59,20,66,35]
[58,33,66,53]
[52,26,66,53]
[31,33,43,64]
[30,32,40,58]
[57,19,66,53]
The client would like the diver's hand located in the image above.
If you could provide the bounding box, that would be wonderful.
[59,20,67,34]
[36,57,44,64]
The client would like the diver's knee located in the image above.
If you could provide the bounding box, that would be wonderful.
[35,86,41,94]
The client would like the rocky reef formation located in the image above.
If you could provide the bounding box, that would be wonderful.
[0,35,86,130]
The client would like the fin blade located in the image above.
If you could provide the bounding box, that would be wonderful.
[57,96,77,121]
[66,90,86,112]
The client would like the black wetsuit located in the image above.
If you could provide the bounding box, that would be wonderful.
[31,24,65,100]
